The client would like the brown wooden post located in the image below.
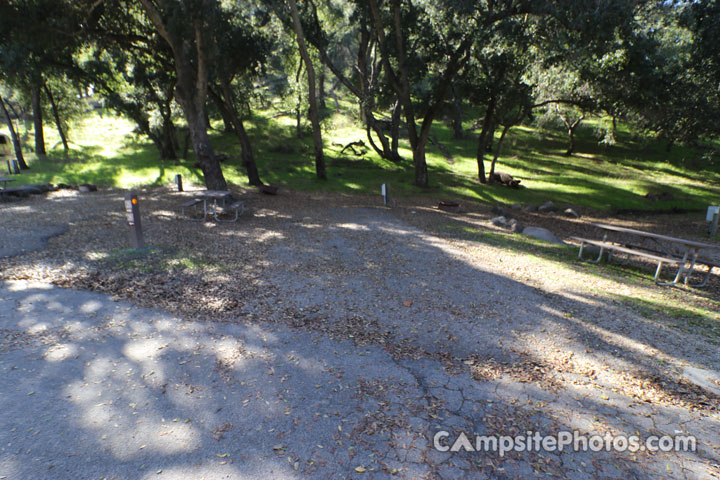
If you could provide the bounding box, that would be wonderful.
[124,192,145,249]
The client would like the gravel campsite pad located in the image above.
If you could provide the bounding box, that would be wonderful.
[1,188,719,479]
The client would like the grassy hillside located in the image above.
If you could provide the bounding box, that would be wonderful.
[2,106,719,213]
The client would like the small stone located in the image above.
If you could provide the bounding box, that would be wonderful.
[78,184,98,193]
[491,216,508,227]
[538,201,554,213]
[491,205,506,215]
[563,207,580,218]
[524,205,538,213]
[511,203,522,210]
[509,219,524,233]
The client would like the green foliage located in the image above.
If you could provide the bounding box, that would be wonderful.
[8,109,720,215]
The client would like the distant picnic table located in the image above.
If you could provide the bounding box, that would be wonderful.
[178,190,245,223]
[572,223,719,287]
[0,176,15,191]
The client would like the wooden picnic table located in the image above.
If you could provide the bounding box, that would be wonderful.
[571,223,719,287]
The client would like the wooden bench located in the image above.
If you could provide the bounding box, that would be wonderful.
[215,200,245,223]
[179,198,204,221]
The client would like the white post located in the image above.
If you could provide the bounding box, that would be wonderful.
[707,206,720,237]
[381,183,390,206]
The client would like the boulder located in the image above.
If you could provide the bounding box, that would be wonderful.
[522,226,566,245]
[511,203,522,210]
[524,205,539,213]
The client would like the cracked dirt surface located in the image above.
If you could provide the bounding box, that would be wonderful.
[1,187,719,479]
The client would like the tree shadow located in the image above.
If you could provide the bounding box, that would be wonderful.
[1,194,718,478]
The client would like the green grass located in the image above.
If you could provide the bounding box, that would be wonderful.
[3,106,720,213]
[95,245,219,274]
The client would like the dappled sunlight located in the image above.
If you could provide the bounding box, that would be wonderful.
[43,342,79,362]
[137,463,249,479]
[2,186,719,477]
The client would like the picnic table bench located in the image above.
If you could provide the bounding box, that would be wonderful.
[571,223,719,287]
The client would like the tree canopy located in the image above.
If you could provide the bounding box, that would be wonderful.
[1,0,717,189]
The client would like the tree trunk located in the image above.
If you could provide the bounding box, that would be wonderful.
[365,117,391,161]
[565,128,575,156]
[289,0,326,180]
[318,65,326,110]
[368,0,470,187]
[173,54,227,190]
[476,97,496,183]
[188,111,227,190]
[43,82,69,152]
[390,99,401,162]
[488,124,510,182]
[219,106,234,133]
[295,59,304,139]
[139,0,227,191]
[210,85,263,186]
[452,90,463,140]
[32,84,46,156]
[0,95,28,169]
[412,143,428,187]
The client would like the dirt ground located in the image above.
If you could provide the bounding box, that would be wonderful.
[1,186,719,479]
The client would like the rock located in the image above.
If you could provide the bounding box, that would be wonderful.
[491,216,508,227]
[508,218,524,233]
[491,205,506,215]
[524,205,538,213]
[489,172,522,189]
[511,203,522,210]
[563,207,580,218]
[522,226,566,245]
[645,191,674,201]
[260,185,278,195]
[438,201,460,213]
[25,183,52,193]
[78,184,98,193]
[538,201,555,213]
